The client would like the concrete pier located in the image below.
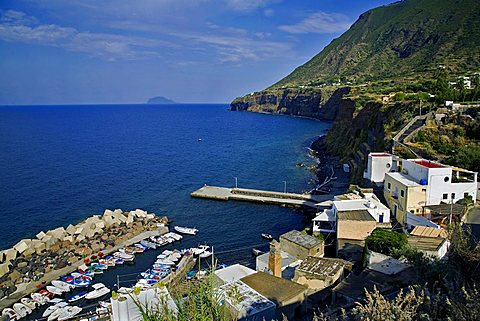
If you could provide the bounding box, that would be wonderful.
[191,185,324,208]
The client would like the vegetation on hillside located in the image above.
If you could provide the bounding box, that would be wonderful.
[273,0,480,89]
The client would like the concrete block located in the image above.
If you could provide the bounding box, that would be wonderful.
[47,227,66,239]
[0,262,11,278]
[104,209,114,216]
[76,235,86,243]
[13,239,32,254]
[5,249,18,262]
[95,221,105,229]
[36,231,46,240]
[146,214,155,220]
[66,224,76,235]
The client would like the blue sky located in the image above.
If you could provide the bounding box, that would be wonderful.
[0,0,392,105]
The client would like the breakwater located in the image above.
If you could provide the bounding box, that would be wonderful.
[0,208,168,310]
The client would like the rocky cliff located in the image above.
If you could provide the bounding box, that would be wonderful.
[230,87,350,122]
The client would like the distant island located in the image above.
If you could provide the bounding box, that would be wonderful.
[147,96,176,104]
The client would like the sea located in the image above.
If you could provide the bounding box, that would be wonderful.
[0,104,331,317]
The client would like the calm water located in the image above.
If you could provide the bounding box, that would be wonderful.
[0,104,329,314]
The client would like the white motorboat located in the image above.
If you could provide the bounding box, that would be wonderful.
[48,305,68,321]
[199,250,212,258]
[57,306,82,320]
[31,292,50,305]
[42,302,68,318]
[174,226,198,235]
[20,297,38,310]
[85,283,110,300]
[52,280,74,292]
[47,285,64,295]
[13,302,32,318]
[2,308,18,320]
[113,251,135,262]
[192,245,210,256]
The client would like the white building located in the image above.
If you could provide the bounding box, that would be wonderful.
[313,192,391,234]
[402,159,477,204]
[363,153,399,184]
[217,280,276,321]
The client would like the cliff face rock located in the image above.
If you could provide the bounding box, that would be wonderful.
[230,87,350,121]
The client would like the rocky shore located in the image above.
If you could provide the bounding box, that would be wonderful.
[0,208,168,309]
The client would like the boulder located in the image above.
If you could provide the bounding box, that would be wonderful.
[146,214,155,220]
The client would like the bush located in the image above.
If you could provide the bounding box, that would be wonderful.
[365,229,408,257]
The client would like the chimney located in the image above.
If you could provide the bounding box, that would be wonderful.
[268,240,282,277]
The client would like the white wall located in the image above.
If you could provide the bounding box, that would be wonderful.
[364,154,394,183]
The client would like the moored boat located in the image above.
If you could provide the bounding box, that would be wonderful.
[57,306,82,321]
[252,248,263,256]
[261,233,273,240]
[52,280,74,292]
[68,291,87,303]
[46,285,65,296]
[174,226,198,235]
[85,283,110,300]
[113,251,134,262]
[31,292,50,305]
[13,302,32,318]
[20,297,38,310]
[2,308,18,320]
[42,302,68,318]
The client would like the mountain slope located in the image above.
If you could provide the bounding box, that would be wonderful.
[274,0,480,88]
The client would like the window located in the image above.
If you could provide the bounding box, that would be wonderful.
[386,163,391,168]
[451,193,455,199]
[444,176,450,182]
[443,193,448,200]
[464,192,469,198]
[400,190,405,197]
[416,209,420,213]
[387,182,391,190]
[422,188,427,192]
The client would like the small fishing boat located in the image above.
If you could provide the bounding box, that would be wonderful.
[2,308,18,320]
[91,262,108,270]
[71,272,93,280]
[134,243,148,251]
[119,247,136,255]
[13,302,32,318]
[31,292,50,305]
[85,283,110,300]
[46,285,65,296]
[140,239,158,249]
[113,251,135,262]
[57,306,82,321]
[68,291,87,303]
[199,250,212,258]
[174,226,198,235]
[52,280,75,292]
[252,248,263,256]
[20,297,38,310]
[49,298,64,304]
[113,257,125,265]
[261,233,273,240]
[47,305,68,321]
[42,302,68,318]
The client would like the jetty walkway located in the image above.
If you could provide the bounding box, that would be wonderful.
[191,185,325,208]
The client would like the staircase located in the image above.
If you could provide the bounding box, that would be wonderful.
[392,113,432,158]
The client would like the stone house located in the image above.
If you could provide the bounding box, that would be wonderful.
[279,230,324,260]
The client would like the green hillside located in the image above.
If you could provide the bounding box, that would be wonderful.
[273,0,480,88]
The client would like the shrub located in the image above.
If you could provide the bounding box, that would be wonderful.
[365,229,408,257]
